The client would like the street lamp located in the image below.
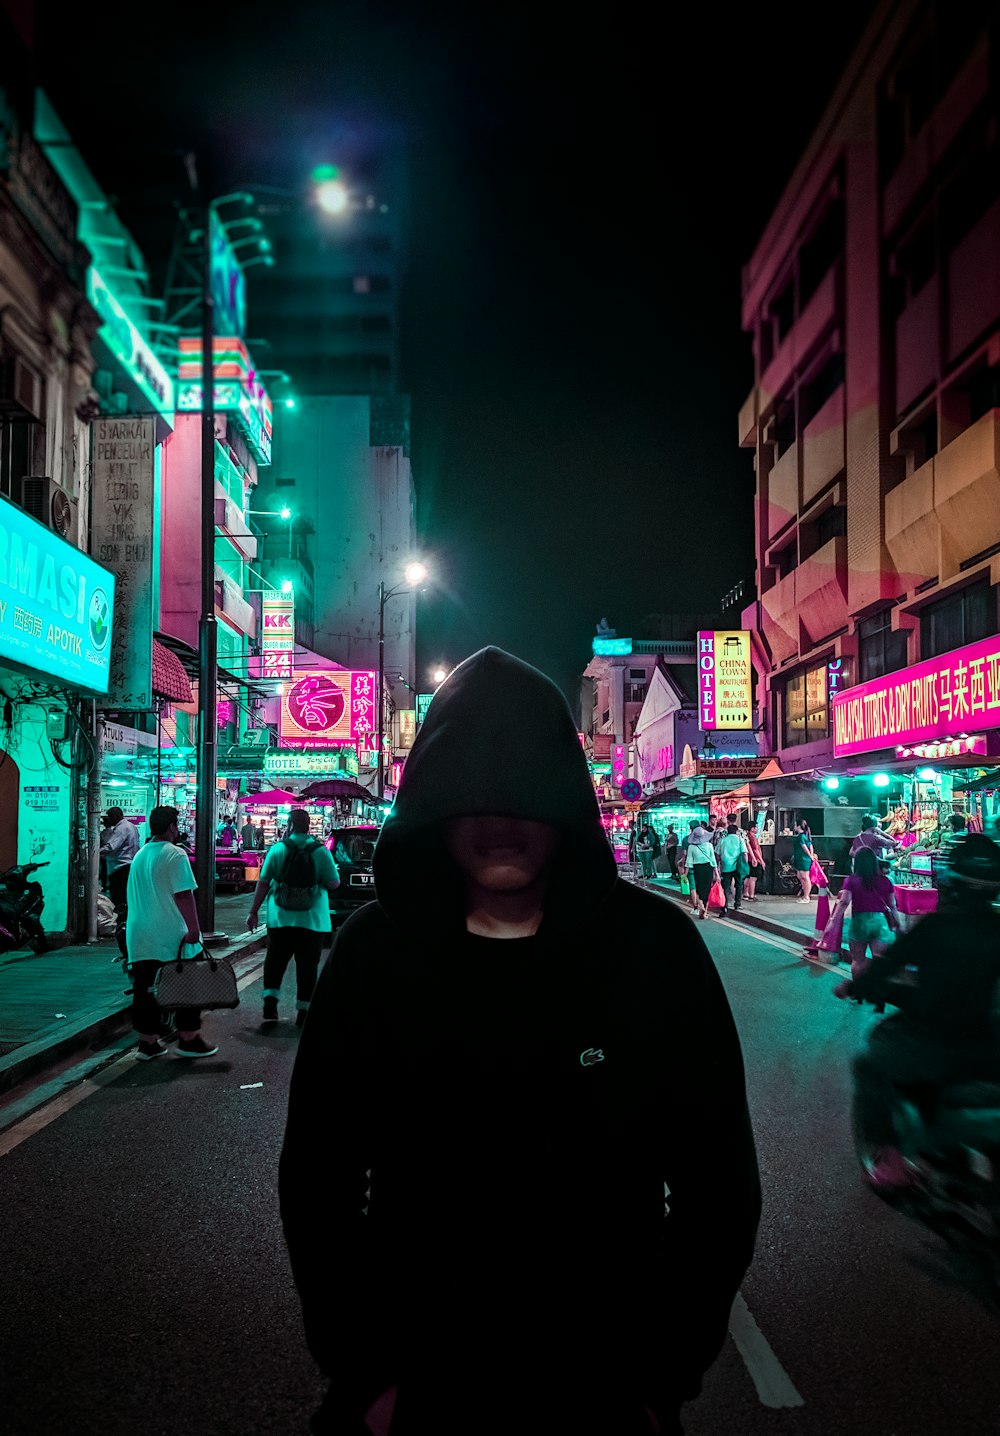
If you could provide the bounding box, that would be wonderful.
[432,666,449,685]
[377,561,428,800]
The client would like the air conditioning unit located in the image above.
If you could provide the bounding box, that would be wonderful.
[19,476,79,544]
[0,354,44,419]
[241,727,272,747]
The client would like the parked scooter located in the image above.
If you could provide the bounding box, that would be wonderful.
[0,861,49,954]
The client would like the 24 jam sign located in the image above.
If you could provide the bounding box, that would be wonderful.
[279,669,377,748]
[698,631,753,731]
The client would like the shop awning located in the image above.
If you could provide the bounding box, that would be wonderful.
[152,638,193,703]
[154,630,271,701]
[951,768,1000,793]
[640,786,705,809]
[237,788,300,805]
[299,779,376,803]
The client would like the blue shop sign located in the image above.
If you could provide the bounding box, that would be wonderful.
[0,494,116,692]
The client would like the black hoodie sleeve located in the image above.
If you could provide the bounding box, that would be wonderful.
[278,927,388,1420]
[649,920,761,1413]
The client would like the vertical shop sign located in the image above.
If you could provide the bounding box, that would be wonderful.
[698,630,753,730]
[261,594,294,677]
[91,416,155,709]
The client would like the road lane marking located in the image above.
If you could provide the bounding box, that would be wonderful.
[729,1291,804,1408]
[0,955,267,1155]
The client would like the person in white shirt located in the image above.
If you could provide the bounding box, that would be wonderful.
[100,805,140,914]
[125,805,217,1061]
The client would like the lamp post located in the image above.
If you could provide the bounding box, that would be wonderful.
[195,186,220,939]
[377,562,428,801]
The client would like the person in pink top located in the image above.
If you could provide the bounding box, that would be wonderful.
[742,826,765,901]
[831,848,901,989]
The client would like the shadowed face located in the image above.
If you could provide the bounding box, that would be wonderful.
[444,816,561,892]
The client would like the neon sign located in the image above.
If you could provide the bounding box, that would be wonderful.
[88,267,175,414]
[834,634,1000,757]
[176,336,273,464]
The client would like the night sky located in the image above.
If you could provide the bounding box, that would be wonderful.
[33,0,878,710]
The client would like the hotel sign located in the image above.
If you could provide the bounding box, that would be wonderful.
[833,634,1000,758]
[0,494,115,692]
[698,630,753,730]
[264,749,359,778]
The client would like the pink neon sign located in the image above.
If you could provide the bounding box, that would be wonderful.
[832,634,1000,758]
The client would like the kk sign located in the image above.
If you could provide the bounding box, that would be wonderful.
[261,594,294,678]
[698,630,753,731]
[0,494,115,692]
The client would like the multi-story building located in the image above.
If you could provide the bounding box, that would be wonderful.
[254,393,417,793]
[0,43,113,941]
[740,0,1000,827]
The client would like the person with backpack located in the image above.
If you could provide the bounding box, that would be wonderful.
[247,808,341,1027]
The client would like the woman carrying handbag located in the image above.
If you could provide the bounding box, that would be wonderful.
[684,824,720,921]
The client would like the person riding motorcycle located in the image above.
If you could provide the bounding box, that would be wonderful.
[833,832,1000,1192]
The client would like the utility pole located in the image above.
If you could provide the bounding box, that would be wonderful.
[194,193,221,939]
[376,578,386,802]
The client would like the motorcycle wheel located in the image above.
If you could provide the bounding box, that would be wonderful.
[850,1099,915,1207]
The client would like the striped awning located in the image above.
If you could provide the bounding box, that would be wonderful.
[152,637,193,703]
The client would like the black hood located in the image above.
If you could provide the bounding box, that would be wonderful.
[373,646,618,931]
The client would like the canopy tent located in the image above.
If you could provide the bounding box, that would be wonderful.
[299,779,377,804]
[236,788,300,806]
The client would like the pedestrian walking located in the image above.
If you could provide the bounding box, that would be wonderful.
[717,822,747,913]
[849,813,900,864]
[279,646,760,1436]
[247,808,341,1027]
[743,825,765,901]
[682,822,720,922]
[829,847,900,985]
[124,805,216,1060]
[792,820,816,902]
[241,816,258,851]
[664,824,679,879]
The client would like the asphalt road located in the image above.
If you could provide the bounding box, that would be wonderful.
[0,917,998,1435]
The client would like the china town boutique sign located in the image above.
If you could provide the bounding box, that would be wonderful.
[833,634,1000,759]
[279,669,376,748]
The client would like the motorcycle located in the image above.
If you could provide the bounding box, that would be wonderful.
[0,860,50,954]
[850,994,1000,1306]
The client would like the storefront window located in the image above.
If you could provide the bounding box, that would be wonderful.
[783,663,829,746]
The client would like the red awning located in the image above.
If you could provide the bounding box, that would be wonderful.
[152,637,193,703]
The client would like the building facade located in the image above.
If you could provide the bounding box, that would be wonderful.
[740,0,1000,804]
[0,48,113,939]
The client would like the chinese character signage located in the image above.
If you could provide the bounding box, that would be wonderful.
[833,635,1000,758]
[612,743,627,787]
[698,630,753,730]
[261,594,294,678]
[91,417,155,709]
[264,748,359,777]
[0,494,115,692]
[279,669,376,748]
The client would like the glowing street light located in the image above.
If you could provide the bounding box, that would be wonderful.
[312,164,349,216]
[377,562,430,799]
[432,666,449,685]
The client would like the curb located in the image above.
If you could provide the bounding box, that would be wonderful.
[650,880,848,958]
[0,934,268,1098]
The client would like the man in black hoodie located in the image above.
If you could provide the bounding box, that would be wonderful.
[279,647,760,1436]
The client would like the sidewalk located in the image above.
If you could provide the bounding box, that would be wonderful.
[0,890,266,1096]
[645,873,847,956]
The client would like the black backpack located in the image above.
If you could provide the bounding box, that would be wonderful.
[272,838,322,911]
